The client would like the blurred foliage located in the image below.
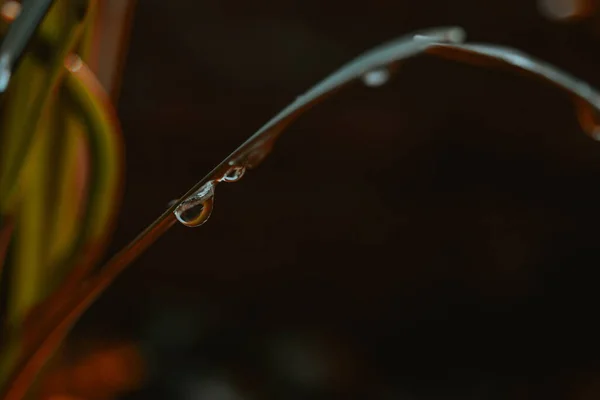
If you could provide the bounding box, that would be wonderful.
[0,1,133,399]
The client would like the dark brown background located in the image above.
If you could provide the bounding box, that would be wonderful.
[73,0,600,398]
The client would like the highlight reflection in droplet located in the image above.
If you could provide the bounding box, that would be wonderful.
[221,166,246,183]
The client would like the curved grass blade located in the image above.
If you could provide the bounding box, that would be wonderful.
[0,26,466,399]
[0,55,123,400]
[7,97,57,327]
[4,26,600,400]
[425,43,600,137]
[0,1,93,384]
[21,54,125,340]
[0,54,50,389]
[62,55,124,268]
[44,92,89,277]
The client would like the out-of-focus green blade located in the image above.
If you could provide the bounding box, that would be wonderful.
[0,0,94,389]
[23,56,124,334]
[46,102,89,279]
[0,58,124,400]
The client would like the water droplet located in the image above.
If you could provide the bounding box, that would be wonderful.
[174,182,215,227]
[221,166,246,182]
[362,68,390,87]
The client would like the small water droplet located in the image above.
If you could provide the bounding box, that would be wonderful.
[221,166,246,182]
[362,68,390,87]
[174,182,215,227]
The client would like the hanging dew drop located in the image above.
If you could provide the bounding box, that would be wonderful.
[362,68,390,87]
[221,166,246,182]
[174,182,215,227]
[175,198,214,227]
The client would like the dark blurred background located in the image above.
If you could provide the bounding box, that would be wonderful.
[61,0,600,399]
